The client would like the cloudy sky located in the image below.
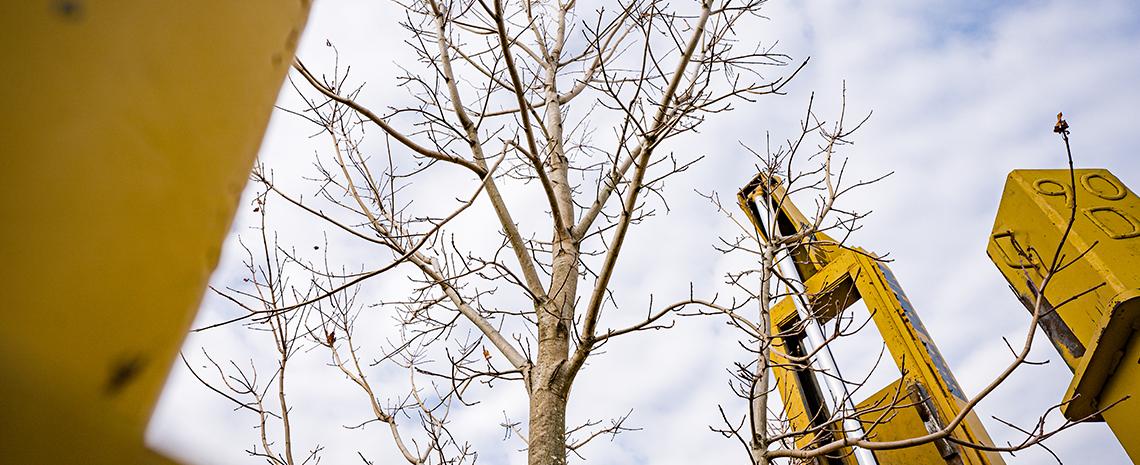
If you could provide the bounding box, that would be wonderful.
[148,0,1140,464]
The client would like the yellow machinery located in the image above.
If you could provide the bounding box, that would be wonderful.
[0,2,311,463]
[739,175,1005,465]
[988,169,1140,461]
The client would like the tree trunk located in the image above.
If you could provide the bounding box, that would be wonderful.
[528,223,578,464]
[528,46,578,465]
[528,240,576,465]
[528,363,569,465]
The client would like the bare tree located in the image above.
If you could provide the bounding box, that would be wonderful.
[699,99,1112,464]
[183,0,1109,461]
[188,0,804,464]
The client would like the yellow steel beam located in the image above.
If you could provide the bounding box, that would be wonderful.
[766,253,1005,465]
[849,253,1002,465]
[740,173,1005,465]
[0,1,311,463]
[988,169,1140,461]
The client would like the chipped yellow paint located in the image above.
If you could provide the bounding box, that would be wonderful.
[0,1,310,462]
[988,169,1140,461]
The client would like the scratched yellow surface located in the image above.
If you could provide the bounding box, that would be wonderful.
[989,169,1140,462]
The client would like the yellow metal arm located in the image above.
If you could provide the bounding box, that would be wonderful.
[740,174,1004,465]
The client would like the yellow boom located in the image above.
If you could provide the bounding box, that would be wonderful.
[739,174,1005,465]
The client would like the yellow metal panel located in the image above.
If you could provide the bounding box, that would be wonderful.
[854,379,948,465]
[988,169,1140,460]
[0,1,310,463]
[987,170,1140,369]
[1097,303,1140,461]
